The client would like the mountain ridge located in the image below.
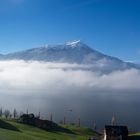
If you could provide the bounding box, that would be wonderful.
[0,40,120,61]
[0,40,139,72]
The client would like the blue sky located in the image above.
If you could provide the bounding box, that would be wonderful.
[0,0,140,62]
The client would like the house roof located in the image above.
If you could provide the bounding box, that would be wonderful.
[105,125,128,136]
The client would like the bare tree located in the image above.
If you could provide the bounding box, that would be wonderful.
[13,109,17,119]
[50,113,53,122]
[0,107,2,117]
[4,109,10,119]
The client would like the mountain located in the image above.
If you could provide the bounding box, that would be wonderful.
[0,40,139,72]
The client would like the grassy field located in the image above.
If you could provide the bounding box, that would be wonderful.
[0,118,100,140]
[128,133,140,140]
[1,118,139,140]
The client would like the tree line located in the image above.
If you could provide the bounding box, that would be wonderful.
[0,107,97,131]
[0,108,21,119]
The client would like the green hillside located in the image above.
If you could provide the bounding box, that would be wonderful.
[0,118,100,140]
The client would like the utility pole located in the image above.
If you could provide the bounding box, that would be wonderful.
[93,121,96,131]
[111,114,116,126]
[63,116,66,125]
[78,117,81,127]
[26,109,28,114]
[64,109,72,125]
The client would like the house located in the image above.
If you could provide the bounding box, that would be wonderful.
[19,114,57,130]
[103,125,128,140]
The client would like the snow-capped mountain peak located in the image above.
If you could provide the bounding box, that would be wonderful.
[66,40,82,48]
[0,40,139,72]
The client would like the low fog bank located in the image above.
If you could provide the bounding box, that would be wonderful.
[0,60,139,131]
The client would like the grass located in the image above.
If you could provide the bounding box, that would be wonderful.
[0,118,100,140]
[1,118,139,140]
[128,133,140,140]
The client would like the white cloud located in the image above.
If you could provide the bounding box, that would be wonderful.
[0,60,139,129]
[0,60,139,95]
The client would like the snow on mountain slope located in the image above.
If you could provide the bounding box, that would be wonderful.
[0,40,139,72]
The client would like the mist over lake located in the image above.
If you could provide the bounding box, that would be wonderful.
[0,60,139,131]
